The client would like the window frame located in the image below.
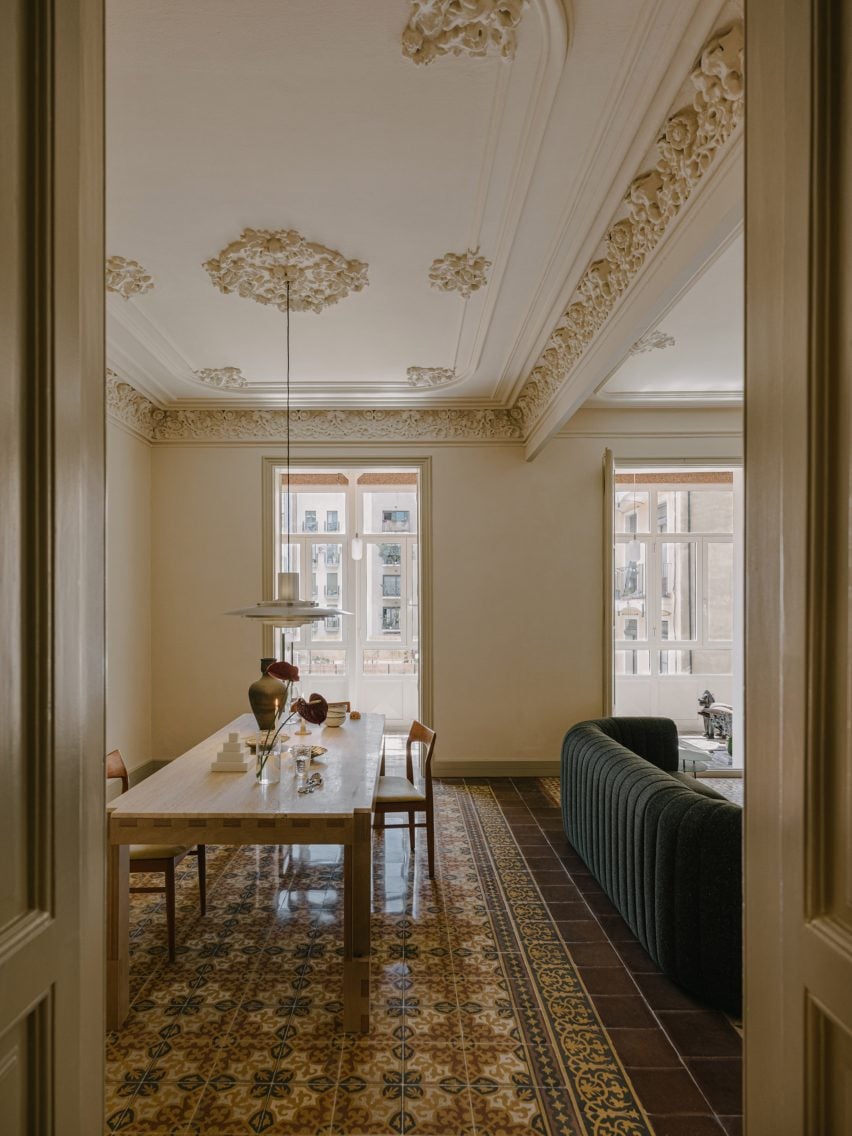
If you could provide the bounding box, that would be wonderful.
[614,482,735,678]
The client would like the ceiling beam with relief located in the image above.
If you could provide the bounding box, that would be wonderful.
[519,18,744,458]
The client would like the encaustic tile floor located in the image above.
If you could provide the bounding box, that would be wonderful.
[106,758,742,1135]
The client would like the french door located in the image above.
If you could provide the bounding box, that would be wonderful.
[612,474,738,734]
[266,465,424,727]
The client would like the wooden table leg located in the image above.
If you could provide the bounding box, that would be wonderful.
[343,811,372,1033]
[106,841,130,1031]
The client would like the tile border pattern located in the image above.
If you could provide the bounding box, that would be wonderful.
[458,782,652,1135]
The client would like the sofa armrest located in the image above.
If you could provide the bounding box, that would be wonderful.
[583,717,680,773]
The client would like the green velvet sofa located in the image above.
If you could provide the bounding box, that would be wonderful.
[561,716,742,1014]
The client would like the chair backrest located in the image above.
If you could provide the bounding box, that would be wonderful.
[406,721,437,784]
[106,748,129,794]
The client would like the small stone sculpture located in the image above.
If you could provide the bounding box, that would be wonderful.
[211,732,251,772]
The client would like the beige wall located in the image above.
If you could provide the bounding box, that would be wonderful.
[145,407,741,772]
[106,420,153,776]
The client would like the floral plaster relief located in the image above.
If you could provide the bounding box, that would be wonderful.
[105,256,154,299]
[407,366,457,388]
[193,367,248,390]
[105,374,522,443]
[402,0,529,64]
[203,228,369,315]
[628,330,676,356]
[429,248,491,298]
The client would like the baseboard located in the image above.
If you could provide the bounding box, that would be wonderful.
[697,768,743,779]
[432,760,561,778]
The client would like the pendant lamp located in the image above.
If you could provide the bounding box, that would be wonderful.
[227,278,350,629]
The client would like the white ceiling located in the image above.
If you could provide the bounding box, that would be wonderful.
[590,232,743,406]
[106,0,734,409]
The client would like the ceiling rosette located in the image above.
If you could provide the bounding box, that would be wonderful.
[203,228,369,315]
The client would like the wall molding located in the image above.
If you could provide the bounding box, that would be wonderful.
[432,759,561,777]
[106,371,158,441]
[106,380,525,443]
[107,372,742,446]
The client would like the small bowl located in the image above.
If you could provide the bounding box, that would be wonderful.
[325,709,346,728]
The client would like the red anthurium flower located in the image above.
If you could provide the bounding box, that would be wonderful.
[295,694,328,724]
[267,660,299,683]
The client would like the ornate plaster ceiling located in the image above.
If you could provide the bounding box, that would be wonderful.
[106,0,743,431]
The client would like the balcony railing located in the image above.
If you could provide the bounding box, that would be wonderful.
[615,564,645,598]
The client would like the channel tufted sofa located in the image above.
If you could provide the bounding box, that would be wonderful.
[561,716,742,1014]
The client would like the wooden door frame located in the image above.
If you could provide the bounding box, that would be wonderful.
[745,0,852,1128]
[0,0,105,1130]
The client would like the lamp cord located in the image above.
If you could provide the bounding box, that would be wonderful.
[285,278,291,554]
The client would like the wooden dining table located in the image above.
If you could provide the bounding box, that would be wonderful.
[106,712,384,1033]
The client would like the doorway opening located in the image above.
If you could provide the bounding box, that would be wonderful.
[265,463,425,729]
[610,465,744,780]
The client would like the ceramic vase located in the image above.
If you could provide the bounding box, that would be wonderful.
[248,657,285,731]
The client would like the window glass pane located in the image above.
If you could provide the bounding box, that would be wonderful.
[615,650,651,675]
[362,491,417,534]
[363,649,418,675]
[615,542,647,640]
[660,542,696,640]
[410,542,419,646]
[659,649,731,675]
[366,544,402,641]
[656,490,733,533]
[282,490,346,535]
[614,490,650,534]
[280,542,300,575]
[707,542,734,640]
[378,542,401,565]
[292,649,347,676]
[310,544,342,602]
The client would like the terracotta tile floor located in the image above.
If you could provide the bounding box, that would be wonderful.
[105,753,741,1135]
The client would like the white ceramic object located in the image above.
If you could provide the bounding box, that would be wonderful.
[325,708,346,728]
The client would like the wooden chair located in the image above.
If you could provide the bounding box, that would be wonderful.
[373,722,437,878]
[106,749,207,961]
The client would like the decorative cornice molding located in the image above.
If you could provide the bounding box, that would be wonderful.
[514,21,744,433]
[628,329,676,356]
[407,366,457,389]
[193,366,248,390]
[203,228,369,315]
[104,374,522,443]
[154,406,523,443]
[106,256,154,299]
[402,0,529,64]
[429,248,491,298]
[106,370,158,440]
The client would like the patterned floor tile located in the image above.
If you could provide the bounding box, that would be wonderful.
[105,1077,206,1134]
[330,1081,406,1135]
[106,781,667,1135]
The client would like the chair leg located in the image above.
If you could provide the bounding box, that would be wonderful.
[165,863,177,962]
[197,845,207,916]
[426,803,435,879]
[408,809,416,852]
[373,808,385,830]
